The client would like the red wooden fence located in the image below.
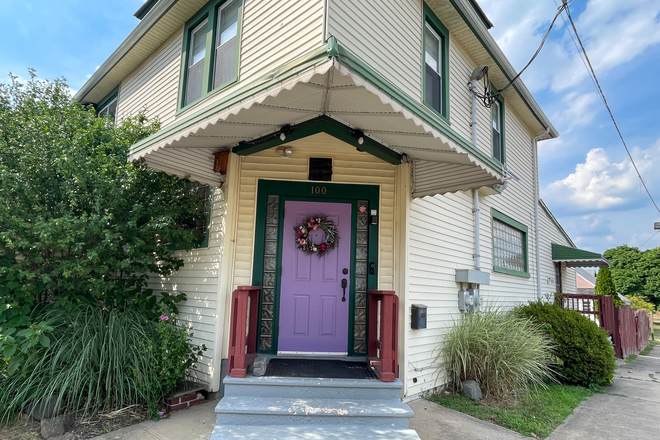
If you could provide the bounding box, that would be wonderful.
[558,294,650,359]
[227,286,261,378]
[367,290,399,382]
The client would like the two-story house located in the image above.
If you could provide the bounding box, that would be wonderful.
[75,0,610,436]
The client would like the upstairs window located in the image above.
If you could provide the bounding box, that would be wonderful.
[96,87,119,120]
[180,0,242,109]
[423,4,449,120]
[491,89,505,163]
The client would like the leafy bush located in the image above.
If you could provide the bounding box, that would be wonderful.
[0,306,204,422]
[595,267,622,306]
[515,302,615,387]
[150,314,206,396]
[0,71,203,331]
[440,308,556,399]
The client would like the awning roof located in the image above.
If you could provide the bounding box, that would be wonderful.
[130,39,505,194]
[552,243,610,268]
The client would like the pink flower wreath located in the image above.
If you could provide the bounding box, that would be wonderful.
[293,215,338,256]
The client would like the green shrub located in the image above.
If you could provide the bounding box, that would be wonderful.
[625,295,655,314]
[515,302,615,387]
[440,308,556,399]
[150,314,206,396]
[0,306,204,422]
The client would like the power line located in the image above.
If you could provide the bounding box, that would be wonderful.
[638,232,659,249]
[562,1,660,215]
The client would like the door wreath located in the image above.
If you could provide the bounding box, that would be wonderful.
[294,215,338,256]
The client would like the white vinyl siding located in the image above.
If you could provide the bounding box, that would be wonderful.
[147,189,226,387]
[116,31,183,127]
[327,0,422,101]
[539,205,578,297]
[118,0,324,127]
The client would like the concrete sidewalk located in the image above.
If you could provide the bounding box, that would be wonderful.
[92,401,216,440]
[93,343,660,440]
[549,343,660,440]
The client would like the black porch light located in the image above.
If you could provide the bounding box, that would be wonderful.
[351,129,365,145]
[279,124,293,141]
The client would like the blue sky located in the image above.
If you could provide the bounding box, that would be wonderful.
[1,0,659,253]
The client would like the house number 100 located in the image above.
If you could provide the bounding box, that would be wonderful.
[311,186,327,195]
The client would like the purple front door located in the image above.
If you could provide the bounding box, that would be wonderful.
[278,201,352,354]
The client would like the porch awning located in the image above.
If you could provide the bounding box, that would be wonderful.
[551,243,609,268]
[130,39,505,194]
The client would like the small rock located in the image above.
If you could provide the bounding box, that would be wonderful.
[48,433,79,440]
[41,413,74,439]
[530,433,538,438]
[252,356,269,376]
[461,380,483,401]
[29,395,62,421]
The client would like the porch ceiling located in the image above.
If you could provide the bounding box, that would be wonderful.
[131,56,503,194]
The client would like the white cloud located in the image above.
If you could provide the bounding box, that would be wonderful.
[553,92,600,130]
[543,139,660,212]
[480,0,660,92]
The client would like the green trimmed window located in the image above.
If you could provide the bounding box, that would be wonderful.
[179,181,213,248]
[181,0,242,109]
[96,87,118,119]
[423,4,449,119]
[491,88,505,163]
[492,210,528,277]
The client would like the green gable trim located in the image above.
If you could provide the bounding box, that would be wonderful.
[551,243,608,265]
[131,37,503,177]
[233,115,402,165]
[422,3,450,122]
[334,43,504,174]
[492,209,529,278]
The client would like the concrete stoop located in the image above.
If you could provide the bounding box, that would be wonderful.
[210,376,420,440]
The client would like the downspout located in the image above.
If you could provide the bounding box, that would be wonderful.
[470,79,481,270]
[533,127,551,300]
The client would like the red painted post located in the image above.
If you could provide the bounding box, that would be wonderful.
[227,286,261,378]
[367,290,399,382]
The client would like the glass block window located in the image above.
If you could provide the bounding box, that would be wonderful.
[259,195,279,352]
[353,200,369,354]
[492,213,528,276]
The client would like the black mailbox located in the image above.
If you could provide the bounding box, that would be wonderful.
[411,304,427,329]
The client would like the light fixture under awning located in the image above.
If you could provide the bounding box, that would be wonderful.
[551,243,609,268]
[129,40,505,193]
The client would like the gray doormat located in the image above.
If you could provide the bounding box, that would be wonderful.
[265,359,379,379]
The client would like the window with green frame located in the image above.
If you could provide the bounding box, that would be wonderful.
[423,4,449,120]
[177,181,213,249]
[180,0,242,109]
[491,87,505,163]
[96,87,119,119]
[492,209,529,278]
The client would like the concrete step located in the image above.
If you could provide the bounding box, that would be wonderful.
[223,376,404,400]
[210,424,421,439]
[214,396,413,427]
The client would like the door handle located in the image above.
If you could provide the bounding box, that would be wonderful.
[341,278,347,302]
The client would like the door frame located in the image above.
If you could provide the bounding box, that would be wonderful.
[252,180,380,356]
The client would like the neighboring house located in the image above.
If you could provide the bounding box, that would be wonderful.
[75,0,610,413]
[576,267,597,295]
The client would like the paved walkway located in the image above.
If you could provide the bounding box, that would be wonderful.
[93,343,660,440]
[548,342,660,440]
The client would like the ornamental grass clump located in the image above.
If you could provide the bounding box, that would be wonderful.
[440,308,556,400]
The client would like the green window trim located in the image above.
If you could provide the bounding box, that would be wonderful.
[95,86,119,119]
[422,3,450,122]
[178,0,243,112]
[491,84,506,164]
[491,209,529,278]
